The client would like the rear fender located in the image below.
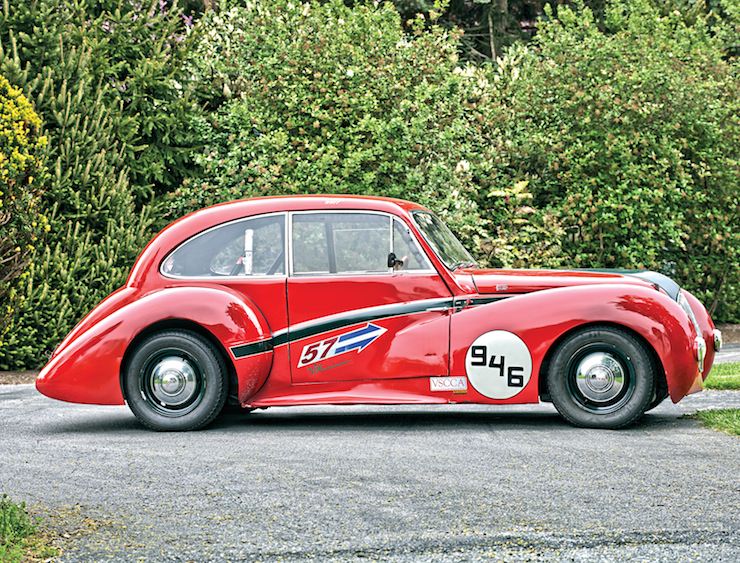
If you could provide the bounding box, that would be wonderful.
[450,284,697,404]
[37,286,273,405]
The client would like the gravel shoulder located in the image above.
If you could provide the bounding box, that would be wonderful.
[0,385,738,562]
[0,371,37,385]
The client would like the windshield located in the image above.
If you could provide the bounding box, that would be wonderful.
[412,211,476,270]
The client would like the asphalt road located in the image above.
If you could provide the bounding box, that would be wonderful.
[716,343,740,364]
[1,385,738,562]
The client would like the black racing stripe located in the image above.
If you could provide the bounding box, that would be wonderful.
[230,296,512,359]
[231,339,274,359]
[469,296,512,305]
[230,299,450,359]
[285,299,454,344]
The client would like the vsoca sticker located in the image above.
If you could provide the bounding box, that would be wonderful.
[465,330,532,399]
[429,376,468,393]
[298,323,387,368]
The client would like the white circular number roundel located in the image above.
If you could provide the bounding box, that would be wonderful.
[465,330,532,399]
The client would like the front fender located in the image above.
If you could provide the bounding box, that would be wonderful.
[37,286,273,405]
[450,284,697,404]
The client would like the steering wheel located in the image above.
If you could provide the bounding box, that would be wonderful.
[229,256,244,276]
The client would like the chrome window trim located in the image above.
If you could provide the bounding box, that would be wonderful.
[288,209,436,277]
[392,216,433,272]
[159,211,289,281]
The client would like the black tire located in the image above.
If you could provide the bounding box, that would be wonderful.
[124,330,228,431]
[547,326,656,429]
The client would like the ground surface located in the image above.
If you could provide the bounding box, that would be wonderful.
[716,343,740,364]
[1,385,738,562]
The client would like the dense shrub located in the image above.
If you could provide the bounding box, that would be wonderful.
[479,0,738,320]
[163,0,557,263]
[0,0,200,368]
[164,0,737,320]
[0,19,154,368]
[0,0,196,201]
[0,0,737,370]
[0,75,48,343]
[165,1,480,227]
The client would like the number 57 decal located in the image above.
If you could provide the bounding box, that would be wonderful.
[298,323,387,368]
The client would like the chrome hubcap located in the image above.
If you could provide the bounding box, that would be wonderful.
[149,356,199,407]
[575,352,625,403]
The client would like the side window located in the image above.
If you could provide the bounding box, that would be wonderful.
[292,213,390,274]
[393,219,432,271]
[162,214,285,277]
[292,217,330,274]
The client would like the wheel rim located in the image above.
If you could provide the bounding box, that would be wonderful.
[139,349,206,417]
[565,344,636,414]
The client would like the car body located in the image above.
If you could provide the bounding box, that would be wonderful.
[37,195,722,430]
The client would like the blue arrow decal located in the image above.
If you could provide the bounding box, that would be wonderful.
[337,323,383,343]
[335,336,375,354]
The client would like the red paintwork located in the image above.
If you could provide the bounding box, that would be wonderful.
[37,195,714,412]
[465,268,654,294]
[287,273,450,383]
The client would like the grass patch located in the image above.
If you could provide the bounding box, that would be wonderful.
[705,362,740,390]
[696,409,740,436]
[0,495,58,562]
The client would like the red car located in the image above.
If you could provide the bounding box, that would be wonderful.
[37,196,722,431]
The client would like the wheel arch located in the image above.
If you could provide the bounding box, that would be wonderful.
[120,319,240,406]
[537,321,666,403]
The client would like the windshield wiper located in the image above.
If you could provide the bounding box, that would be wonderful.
[450,260,476,270]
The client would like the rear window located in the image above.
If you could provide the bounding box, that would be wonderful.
[162,214,286,277]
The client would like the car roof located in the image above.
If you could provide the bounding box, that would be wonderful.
[168,195,427,237]
[193,194,424,214]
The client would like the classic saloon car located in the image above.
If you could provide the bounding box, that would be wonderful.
[37,196,722,431]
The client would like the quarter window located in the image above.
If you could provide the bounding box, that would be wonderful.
[162,214,285,277]
[393,219,432,271]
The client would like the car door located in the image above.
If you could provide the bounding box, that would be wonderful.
[287,210,452,383]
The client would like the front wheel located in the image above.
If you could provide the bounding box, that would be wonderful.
[124,330,228,431]
[547,326,656,429]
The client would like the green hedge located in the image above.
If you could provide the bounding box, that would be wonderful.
[163,0,562,266]
[476,1,738,322]
[0,75,48,344]
[0,0,737,369]
[165,0,737,322]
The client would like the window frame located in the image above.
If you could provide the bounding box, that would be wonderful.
[288,210,436,278]
[410,210,476,271]
[159,211,289,280]
[159,209,437,281]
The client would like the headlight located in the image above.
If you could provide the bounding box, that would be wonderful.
[677,291,702,337]
[694,336,706,373]
[677,291,705,373]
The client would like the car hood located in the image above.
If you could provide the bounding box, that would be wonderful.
[460,268,679,299]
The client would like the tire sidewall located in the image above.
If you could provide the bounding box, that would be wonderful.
[124,331,228,431]
[548,327,655,429]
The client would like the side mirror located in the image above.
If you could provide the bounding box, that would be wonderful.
[387,252,404,269]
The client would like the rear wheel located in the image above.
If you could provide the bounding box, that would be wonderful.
[124,330,228,431]
[547,326,656,429]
